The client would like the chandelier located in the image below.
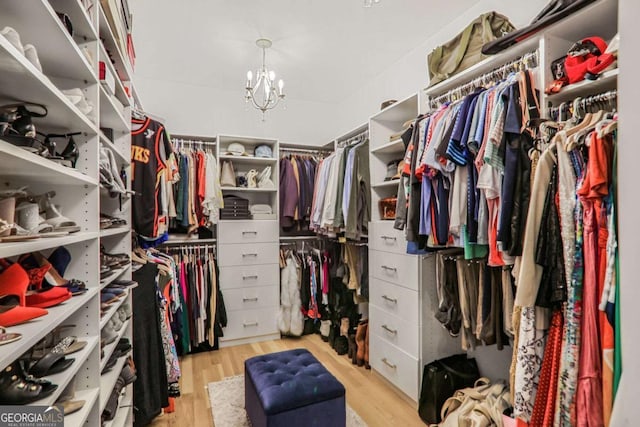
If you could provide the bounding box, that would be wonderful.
[245,38,285,118]
[363,0,381,6]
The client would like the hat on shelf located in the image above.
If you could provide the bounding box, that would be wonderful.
[225,142,249,156]
[380,99,397,110]
[255,144,273,158]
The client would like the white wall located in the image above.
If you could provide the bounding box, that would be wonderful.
[135,76,338,144]
[609,0,635,424]
[333,0,550,137]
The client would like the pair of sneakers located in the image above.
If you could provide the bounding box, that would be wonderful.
[1,27,43,73]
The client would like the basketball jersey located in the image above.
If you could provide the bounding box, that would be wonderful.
[131,116,173,239]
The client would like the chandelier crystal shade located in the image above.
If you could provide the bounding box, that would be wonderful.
[245,38,285,118]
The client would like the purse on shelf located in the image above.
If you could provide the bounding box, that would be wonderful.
[220,160,236,187]
[257,166,275,188]
[427,12,515,87]
[418,354,481,425]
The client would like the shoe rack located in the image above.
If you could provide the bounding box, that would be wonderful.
[0,1,134,426]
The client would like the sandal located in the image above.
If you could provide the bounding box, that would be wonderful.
[0,326,21,345]
[0,305,47,327]
[14,257,71,308]
[37,192,80,234]
[32,335,87,358]
[28,349,75,378]
[0,361,57,404]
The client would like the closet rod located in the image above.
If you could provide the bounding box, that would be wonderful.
[161,237,217,245]
[280,235,321,242]
[429,49,539,108]
[337,129,368,147]
[280,147,332,154]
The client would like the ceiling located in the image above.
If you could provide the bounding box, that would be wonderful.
[132,0,480,104]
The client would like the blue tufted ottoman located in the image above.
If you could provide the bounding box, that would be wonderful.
[244,348,346,427]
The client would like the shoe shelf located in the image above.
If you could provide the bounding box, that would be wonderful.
[218,155,278,165]
[100,290,135,330]
[64,386,100,427]
[0,287,98,372]
[546,68,619,104]
[100,266,131,291]
[0,0,97,83]
[98,4,132,82]
[98,41,131,109]
[100,317,131,372]
[100,131,130,166]
[0,140,99,187]
[104,385,133,427]
[99,354,129,413]
[0,232,98,259]
[0,35,98,135]
[31,335,100,407]
[100,84,130,133]
[100,227,131,238]
[49,0,99,42]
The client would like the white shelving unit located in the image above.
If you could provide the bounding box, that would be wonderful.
[0,1,135,425]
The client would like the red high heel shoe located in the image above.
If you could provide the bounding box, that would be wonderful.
[11,257,71,309]
[0,261,47,326]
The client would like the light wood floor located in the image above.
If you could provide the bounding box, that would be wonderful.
[149,335,425,427]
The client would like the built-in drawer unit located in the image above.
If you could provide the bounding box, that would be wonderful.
[218,220,279,244]
[218,243,279,267]
[219,264,279,290]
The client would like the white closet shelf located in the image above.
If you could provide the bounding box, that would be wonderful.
[221,187,277,193]
[219,155,278,165]
[0,36,98,135]
[100,85,130,133]
[99,354,129,412]
[0,232,98,259]
[98,5,133,82]
[0,0,98,83]
[371,139,405,154]
[100,266,131,291]
[100,291,134,330]
[0,287,99,371]
[104,385,132,427]
[31,335,100,407]
[372,179,400,189]
[98,41,132,108]
[546,68,618,104]
[100,131,130,166]
[100,227,131,238]
[100,318,131,372]
[0,140,98,187]
[63,386,100,426]
[49,0,98,41]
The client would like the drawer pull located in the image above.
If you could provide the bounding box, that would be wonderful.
[242,275,259,280]
[242,253,258,258]
[243,321,259,327]
[242,297,259,302]
[242,231,258,235]
[381,295,397,304]
[381,324,397,335]
[380,235,397,242]
[381,357,397,369]
[381,265,397,272]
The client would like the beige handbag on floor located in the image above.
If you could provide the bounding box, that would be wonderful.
[220,160,236,187]
[439,378,511,427]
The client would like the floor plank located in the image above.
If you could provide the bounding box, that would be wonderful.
[149,335,425,427]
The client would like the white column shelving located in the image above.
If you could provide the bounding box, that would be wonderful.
[0,1,135,425]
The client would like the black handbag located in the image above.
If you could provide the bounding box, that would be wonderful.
[418,354,480,425]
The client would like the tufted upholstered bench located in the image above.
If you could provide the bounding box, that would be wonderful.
[244,348,346,427]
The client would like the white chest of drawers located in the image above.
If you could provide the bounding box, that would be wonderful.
[218,220,280,346]
[368,221,460,402]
